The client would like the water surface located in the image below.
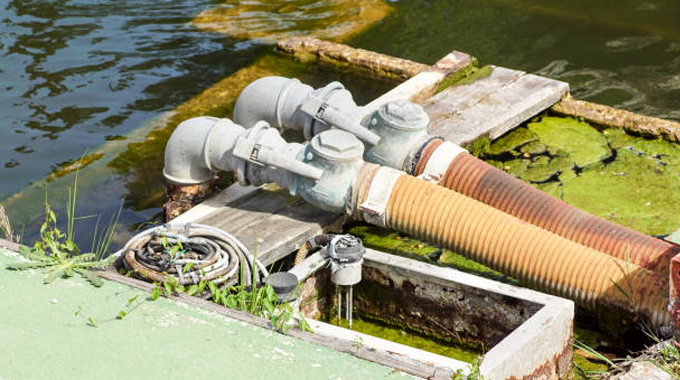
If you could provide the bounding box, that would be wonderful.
[2,0,679,249]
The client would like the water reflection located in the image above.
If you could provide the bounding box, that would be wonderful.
[3,0,680,250]
[349,0,680,121]
[0,0,266,197]
[192,0,392,43]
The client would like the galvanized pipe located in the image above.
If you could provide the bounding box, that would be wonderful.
[412,139,680,274]
[355,165,671,330]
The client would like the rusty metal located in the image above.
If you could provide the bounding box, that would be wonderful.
[412,142,679,275]
[412,137,444,177]
[360,171,671,330]
[670,253,680,337]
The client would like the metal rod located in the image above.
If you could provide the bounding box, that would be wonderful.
[345,286,349,322]
[337,284,341,323]
[348,285,353,329]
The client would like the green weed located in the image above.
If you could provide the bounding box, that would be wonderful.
[452,357,485,380]
[7,174,120,287]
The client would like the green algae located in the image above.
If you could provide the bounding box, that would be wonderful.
[328,315,481,363]
[572,328,612,378]
[465,135,491,157]
[348,224,513,284]
[487,127,537,156]
[560,148,680,236]
[519,141,547,155]
[527,117,612,167]
[521,156,559,183]
[480,115,680,236]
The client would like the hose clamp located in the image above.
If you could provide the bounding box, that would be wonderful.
[359,167,404,227]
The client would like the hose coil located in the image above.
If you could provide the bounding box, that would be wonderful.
[121,223,268,287]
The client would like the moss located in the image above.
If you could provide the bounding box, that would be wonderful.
[191,0,393,43]
[559,148,680,235]
[327,314,482,363]
[527,116,612,167]
[487,127,537,156]
[434,58,479,93]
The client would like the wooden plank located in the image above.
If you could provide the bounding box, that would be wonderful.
[424,66,569,145]
[185,185,344,266]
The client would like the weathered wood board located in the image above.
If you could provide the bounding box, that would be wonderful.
[424,65,569,145]
[171,185,344,266]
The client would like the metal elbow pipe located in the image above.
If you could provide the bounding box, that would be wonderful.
[234,76,380,145]
[163,116,322,189]
[163,116,245,184]
[234,76,312,133]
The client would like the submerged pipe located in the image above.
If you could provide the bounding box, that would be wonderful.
[164,121,671,330]
[233,77,680,274]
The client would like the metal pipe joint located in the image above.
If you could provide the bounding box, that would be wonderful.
[234,76,380,145]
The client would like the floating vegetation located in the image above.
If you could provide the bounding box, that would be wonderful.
[192,0,392,43]
[475,116,680,236]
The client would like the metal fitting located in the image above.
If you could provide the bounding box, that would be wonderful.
[163,116,245,184]
[233,76,380,145]
[290,129,365,213]
[362,100,431,171]
[163,117,322,189]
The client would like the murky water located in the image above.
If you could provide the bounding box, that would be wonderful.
[2,0,679,249]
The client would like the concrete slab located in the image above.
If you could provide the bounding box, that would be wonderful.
[0,248,416,380]
[292,249,574,380]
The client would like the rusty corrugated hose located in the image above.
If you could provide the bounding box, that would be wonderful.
[413,139,679,274]
[357,165,670,330]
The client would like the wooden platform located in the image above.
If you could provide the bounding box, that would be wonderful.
[173,48,568,267]
[424,65,568,145]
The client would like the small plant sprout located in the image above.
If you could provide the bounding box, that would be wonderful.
[7,176,121,287]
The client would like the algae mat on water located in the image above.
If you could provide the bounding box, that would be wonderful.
[192,0,392,43]
[478,116,680,236]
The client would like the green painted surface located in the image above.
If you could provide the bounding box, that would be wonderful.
[0,249,415,380]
